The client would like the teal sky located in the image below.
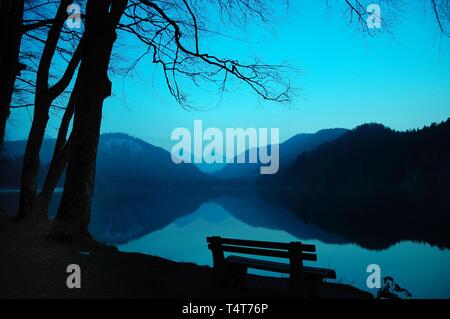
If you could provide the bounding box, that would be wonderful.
[6,0,450,151]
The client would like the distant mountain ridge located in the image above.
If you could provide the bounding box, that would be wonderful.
[5,121,447,191]
[282,120,450,189]
[96,133,215,188]
[213,128,348,179]
[2,129,349,187]
[262,119,450,250]
[2,138,56,163]
[1,133,215,188]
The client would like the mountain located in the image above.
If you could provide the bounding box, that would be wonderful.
[95,133,215,188]
[267,119,450,249]
[1,133,215,188]
[213,128,348,179]
[1,129,348,187]
[283,120,450,189]
[2,138,56,164]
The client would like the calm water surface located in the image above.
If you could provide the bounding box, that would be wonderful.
[1,189,449,298]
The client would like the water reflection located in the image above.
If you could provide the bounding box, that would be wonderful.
[117,200,450,298]
[1,188,449,298]
[89,189,215,244]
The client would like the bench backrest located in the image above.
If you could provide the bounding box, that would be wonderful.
[206,236,317,273]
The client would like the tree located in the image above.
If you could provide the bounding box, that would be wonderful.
[0,0,24,147]
[49,0,291,241]
[49,0,450,241]
[34,91,75,218]
[6,0,448,239]
[50,0,128,240]
[15,0,83,220]
[0,0,59,147]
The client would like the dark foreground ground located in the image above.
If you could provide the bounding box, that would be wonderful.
[0,210,372,299]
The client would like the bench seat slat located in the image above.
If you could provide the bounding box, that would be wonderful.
[210,244,317,261]
[226,256,336,279]
[207,236,315,252]
[219,244,289,258]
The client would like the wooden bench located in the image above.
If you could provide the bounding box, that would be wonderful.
[206,236,336,294]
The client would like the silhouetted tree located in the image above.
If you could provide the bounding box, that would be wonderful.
[16,0,83,220]
[49,0,292,241]
[48,0,450,242]
[0,0,61,146]
[0,0,25,147]
[4,0,448,239]
[1,1,81,219]
[50,0,128,240]
[34,91,75,218]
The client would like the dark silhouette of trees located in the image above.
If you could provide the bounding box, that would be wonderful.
[0,0,24,147]
[49,0,292,241]
[16,0,83,220]
[259,119,450,250]
[2,0,449,242]
[117,0,291,106]
[279,119,450,193]
[1,0,82,220]
[0,0,61,147]
[50,0,128,240]
[34,92,75,218]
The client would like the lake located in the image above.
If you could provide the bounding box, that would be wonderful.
[1,188,449,298]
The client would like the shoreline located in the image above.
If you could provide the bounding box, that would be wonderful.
[0,209,372,299]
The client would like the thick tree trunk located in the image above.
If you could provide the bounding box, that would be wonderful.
[0,0,24,146]
[50,0,127,241]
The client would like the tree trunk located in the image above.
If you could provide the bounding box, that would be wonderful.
[16,0,79,220]
[50,0,127,241]
[0,0,24,146]
[34,137,71,219]
[16,101,50,220]
[34,97,75,219]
